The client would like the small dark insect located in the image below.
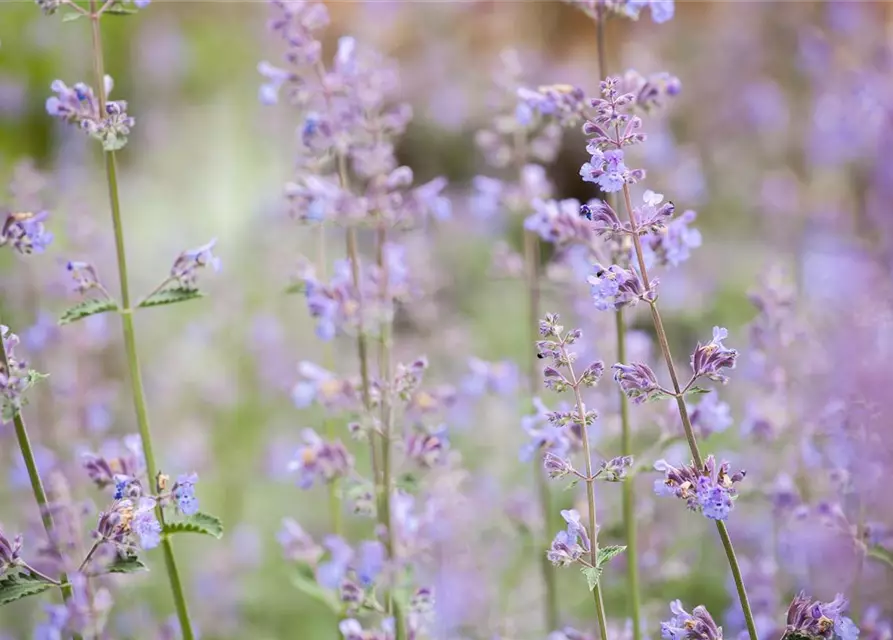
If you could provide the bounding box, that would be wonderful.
[536,352,545,359]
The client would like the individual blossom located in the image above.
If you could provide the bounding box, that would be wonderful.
[516,83,588,126]
[628,0,675,24]
[288,429,354,489]
[660,600,723,640]
[520,397,580,462]
[45,77,135,151]
[620,69,682,111]
[171,473,199,516]
[404,426,449,468]
[0,528,22,574]
[690,327,739,385]
[525,197,600,249]
[277,518,323,564]
[687,392,733,438]
[580,148,641,193]
[589,263,654,312]
[96,496,162,550]
[0,211,53,254]
[316,536,384,590]
[782,592,859,640]
[80,434,144,491]
[612,362,666,404]
[291,361,357,410]
[546,509,589,567]
[640,208,702,269]
[598,455,634,481]
[303,261,361,341]
[65,261,105,296]
[169,239,221,288]
[654,455,746,521]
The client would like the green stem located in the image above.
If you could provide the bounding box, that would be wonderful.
[619,184,758,640]
[561,342,610,639]
[0,319,74,607]
[375,226,404,639]
[524,229,559,631]
[595,15,641,640]
[89,7,194,638]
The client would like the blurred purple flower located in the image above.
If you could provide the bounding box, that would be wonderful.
[0,527,22,574]
[277,518,323,564]
[288,429,354,489]
[0,211,53,255]
[660,600,722,640]
[783,592,859,640]
[45,77,134,151]
[688,392,732,438]
[461,358,519,397]
[171,473,199,516]
[170,238,221,288]
[654,455,745,521]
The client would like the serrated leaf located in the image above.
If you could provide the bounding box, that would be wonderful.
[596,544,627,568]
[163,512,223,539]
[580,565,602,591]
[867,544,893,570]
[291,570,341,613]
[646,390,674,403]
[59,299,119,325]
[284,281,306,295]
[562,478,580,492]
[62,12,84,21]
[0,572,52,606]
[105,554,148,575]
[138,287,205,309]
[685,386,712,397]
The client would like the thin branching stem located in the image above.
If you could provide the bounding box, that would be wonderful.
[88,4,194,637]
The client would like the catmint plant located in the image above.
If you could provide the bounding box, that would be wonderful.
[32,1,225,638]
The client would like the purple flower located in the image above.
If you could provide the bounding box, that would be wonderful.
[581,149,633,193]
[690,327,738,384]
[543,452,573,479]
[525,197,599,248]
[45,78,134,151]
[0,527,22,574]
[546,530,584,567]
[516,84,588,126]
[640,208,702,269]
[784,592,859,640]
[660,600,722,640]
[654,455,745,521]
[589,264,652,311]
[66,261,104,295]
[129,497,162,549]
[560,509,590,552]
[688,393,732,438]
[520,397,579,462]
[404,427,449,468]
[317,535,354,589]
[171,473,199,516]
[612,362,665,404]
[170,238,221,288]
[461,358,519,397]
[598,455,634,482]
[288,429,354,489]
[277,518,323,564]
[0,211,53,254]
[257,60,292,105]
[354,540,385,586]
[628,0,675,23]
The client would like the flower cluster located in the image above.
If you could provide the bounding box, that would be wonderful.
[660,600,724,640]
[612,362,666,404]
[654,455,746,521]
[589,263,655,311]
[517,84,588,127]
[0,527,22,574]
[547,509,591,567]
[0,325,43,422]
[81,435,145,491]
[563,0,674,24]
[690,327,739,385]
[782,592,859,640]
[95,496,162,551]
[0,210,53,255]
[169,239,222,288]
[45,77,135,151]
[288,429,354,489]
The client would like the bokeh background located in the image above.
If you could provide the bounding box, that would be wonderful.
[2,1,893,638]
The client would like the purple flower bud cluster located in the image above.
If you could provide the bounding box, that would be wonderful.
[0,527,23,574]
[783,593,859,640]
[660,600,723,640]
[45,78,135,151]
[547,509,591,567]
[517,84,589,127]
[0,325,41,422]
[288,428,354,489]
[612,362,666,404]
[0,211,53,255]
[654,455,746,521]
[563,0,674,23]
[589,263,655,311]
[691,327,739,385]
[169,239,222,289]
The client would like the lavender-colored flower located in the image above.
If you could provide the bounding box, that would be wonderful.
[783,592,859,640]
[316,535,354,589]
[589,264,652,311]
[543,452,573,479]
[560,508,591,552]
[520,397,579,462]
[0,325,31,420]
[354,540,385,586]
[129,497,162,549]
[654,455,745,521]
[404,427,449,468]
[660,600,722,640]
[170,239,221,288]
[34,573,112,639]
[0,211,53,254]
[461,358,519,397]
[517,83,588,126]
[171,473,199,516]
[81,435,144,490]
[546,530,584,567]
[0,528,22,574]
[598,455,634,481]
[612,362,665,404]
[66,261,104,295]
[690,327,738,385]
[581,148,637,193]
[277,518,323,564]
[45,78,134,151]
[303,261,360,341]
[628,0,675,23]
[291,360,356,410]
[640,208,702,269]
[688,393,732,438]
[288,429,354,489]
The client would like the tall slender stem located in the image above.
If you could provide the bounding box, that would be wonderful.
[375,225,404,640]
[595,17,641,639]
[561,343,609,639]
[524,229,559,631]
[0,317,74,607]
[618,184,758,640]
[88,6,194,638]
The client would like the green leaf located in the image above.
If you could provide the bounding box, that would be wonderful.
[284,281,306,295]
[59,299,119,325]
[396,472,420,493]
[0,572,52,606]
[596,544,627,568]
[685,386,712,397]
[291,570,341,614]
[104,554,148,575]
[562,478,580,492]
[163,512,223,539]
[580,566,601,591]
[138,287,205,309]
[62,12,84,21]
[646,390,674,403]
[867,544,893,570]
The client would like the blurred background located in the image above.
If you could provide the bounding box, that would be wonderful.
[2,1,893,638]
